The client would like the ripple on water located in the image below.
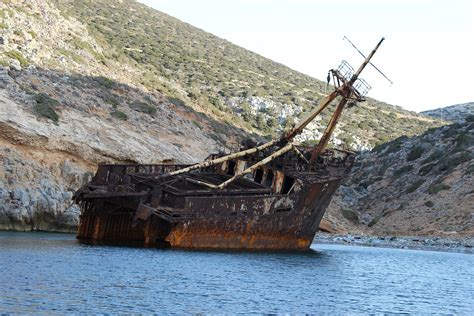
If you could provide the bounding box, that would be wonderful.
[0,232,473,314]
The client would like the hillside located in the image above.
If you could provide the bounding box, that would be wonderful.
[421,102,474,123]
[3,0,442,150]
[324,118,474,236]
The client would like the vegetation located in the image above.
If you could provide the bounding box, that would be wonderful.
[368,213,383,227]
[424,200,434,207]
[51,0,443,145]
[33,93,60,123]
[438,151,472,173]
[393,165,413,178]
[373,136,408,154]
[5,50,28,67]
[421,150,443,165]
[406,146,424,161]
[111,110,127,121]
[130,101,156,116]
[341,209,359,222]
[465,164,474,175]
[418,163,435,176]
[94,76,115,89]
[428,183,451,195]
[105,95,121,107]
[405,179,426,193]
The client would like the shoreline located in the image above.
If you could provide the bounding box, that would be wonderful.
[314,233,473,254]
[1,229,473,253]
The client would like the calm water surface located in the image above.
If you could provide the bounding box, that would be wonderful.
[0,232,472,314]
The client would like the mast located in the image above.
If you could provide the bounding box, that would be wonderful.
[309,37,385,162]
[158,38,386,189]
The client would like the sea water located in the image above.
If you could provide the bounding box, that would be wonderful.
[0,231,472,314]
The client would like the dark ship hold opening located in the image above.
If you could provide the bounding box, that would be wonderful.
[73,38,387,250]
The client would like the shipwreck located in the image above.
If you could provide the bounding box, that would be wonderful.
[73,38,386,250]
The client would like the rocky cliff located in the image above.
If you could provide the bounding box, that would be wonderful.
[325,118,474,236]
[421,102,473,123]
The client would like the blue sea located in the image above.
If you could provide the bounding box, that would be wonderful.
[0,232,472,314]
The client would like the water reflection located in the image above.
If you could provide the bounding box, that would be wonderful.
[0,232,472,314]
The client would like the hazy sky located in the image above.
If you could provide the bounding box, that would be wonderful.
[139,0,473,112]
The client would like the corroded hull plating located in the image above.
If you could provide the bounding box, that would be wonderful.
[74,148,352,250]
[73,38,386,251]
[77,180,341,250]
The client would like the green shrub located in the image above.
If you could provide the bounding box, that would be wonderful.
[378,163,389,176]
[94,76,115,89]
[438,151,472,172]
[393,165,413,178]
[33,93,60,123]
[424,200,434,207]
[5,50,28,67]
[407,146,424,161]
[428,183,451,195]
[105,96,121,106]
[418,163,435,176]
[111,110,127,121]
[0,23,7,29]
[381,136,408,154]
[452,132,473,152]
[168,97,185,107]
[421,150,443,165]
[442,123,462,139]
[130,101,156,115]
[341,209,359,222]
[27,30,37,39]
[465,164,474,175]
[191,120,202,129]
[406,179,426,193]
[368,213,383,227]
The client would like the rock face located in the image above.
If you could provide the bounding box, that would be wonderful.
[421,102,474,123]
[325,119,474,237]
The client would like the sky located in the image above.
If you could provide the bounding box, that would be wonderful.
[139,0,473,112]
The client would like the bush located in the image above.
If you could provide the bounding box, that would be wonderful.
[5,50,28,67]
[341,209,359,222]
[378,136,408,155]
[465,164,474,175]
[368,213,383,227]
[421,150,443,165]
[168,97,185,107]
[105,95,121,106]
[418,163,435,176]
[94,76,115,89]
[424,200,434,207]
[428,183,451,195]
[438,151,472,172]
[33,93,60,123]
[130,101,156,115]
[111,110,127,121]
[393,165,413,178]
[405,179,426,193]
[407,146,424,161]
[191,120,202,129]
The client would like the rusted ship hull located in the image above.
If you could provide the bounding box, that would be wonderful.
[73,38,388,250]
[74,149,351,250]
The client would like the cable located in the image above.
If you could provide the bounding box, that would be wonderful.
[343,36,394,85]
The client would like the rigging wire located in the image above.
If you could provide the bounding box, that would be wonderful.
[343,36,394,86]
